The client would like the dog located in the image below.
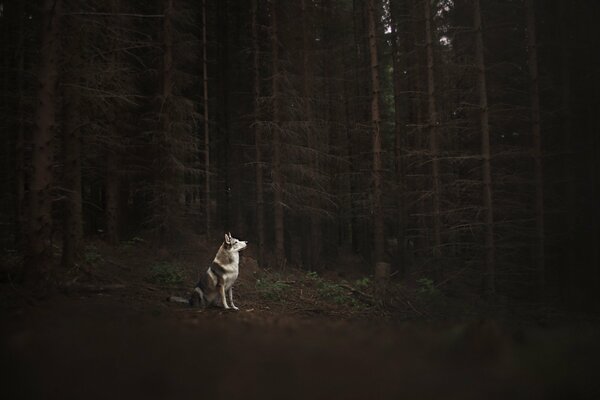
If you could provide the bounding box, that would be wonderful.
[168,233,247,310]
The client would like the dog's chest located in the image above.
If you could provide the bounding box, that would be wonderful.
[222,267,239,289]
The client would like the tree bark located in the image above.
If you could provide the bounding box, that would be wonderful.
[474,0,496,296]
[558,0,574,294]
[270,0,285,267]
[154,0,174,241]
[390,0,407,276]
[367,0,384,267]
[411,0,429,253]
[61,85,83,267]
[424,0,442,275]
[25,0,62,282]
[105,150,120,245]
[15,0,26,249]
[301,0,320,270]
[203,0,211,236]
[525,0,545,299]
[252,0,265,265]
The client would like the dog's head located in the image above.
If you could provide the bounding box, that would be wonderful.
[224,232,247,252]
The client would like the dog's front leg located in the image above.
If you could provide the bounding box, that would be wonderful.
[218,283,230,309]
[228,287,239,310]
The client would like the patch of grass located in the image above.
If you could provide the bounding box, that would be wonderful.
[416,277,444,306]
[255,277,290,301]
[149,262,185,285]
[306,271,363,308]
[354,277,371,290]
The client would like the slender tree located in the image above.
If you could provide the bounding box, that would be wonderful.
[25,0,62,282]
[390,0,407,276]
[155,0,174,241]
[252,0,265,265]
[558,0,574,281]
[60,66,83,266]
[474,0,495,295]
[367,0,384,269]
[424,0,442,275]
[270,0,285,267]
[301,0,321,270]
[203,0,211,236]
[525,0,545,298]
[14,0,26,248]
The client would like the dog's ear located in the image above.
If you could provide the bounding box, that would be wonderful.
[224,233,231,244]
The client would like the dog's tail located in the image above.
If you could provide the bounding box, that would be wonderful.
[167,295,191,305]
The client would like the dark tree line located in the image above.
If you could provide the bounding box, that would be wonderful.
[0,0,598,307]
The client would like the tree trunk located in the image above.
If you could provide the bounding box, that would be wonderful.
[558,0,574,297]
[61,85,83,267]
[301,0,320,270]
[105,150,120,245]
[270,0,285,267]
[411,0,429,254]
[390,0,407,277]
[216,0,231,232]
[154,0,174,241]
[15,0,26,249]
[424,0,442,276]
[203,0,211,236]
[474,0,496,296]
[525,0,545,299]
[367,0,384,267]
[252,0,265,265]
[24,0,62,282]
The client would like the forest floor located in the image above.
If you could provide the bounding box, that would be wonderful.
[2,237,600,399]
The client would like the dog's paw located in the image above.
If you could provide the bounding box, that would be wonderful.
[231,306,239,311]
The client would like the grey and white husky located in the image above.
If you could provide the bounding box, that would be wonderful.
[169,233,247,310]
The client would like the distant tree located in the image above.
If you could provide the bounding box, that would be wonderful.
[367,0,384,272]
[525,0,545,298]
[60,5,84,267]
[473,0,495,296]
[423,0,442,277]
[202,0,210,236]
[14,0,27,249]
[270,0,285,267]
[389,0,408,276]
[251,0,265,265]
[24,0,62,282]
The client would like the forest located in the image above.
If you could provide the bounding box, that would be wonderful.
[1,0,600,398]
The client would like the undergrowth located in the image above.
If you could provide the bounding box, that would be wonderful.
[255,270,371,309]
[148,262,185,285]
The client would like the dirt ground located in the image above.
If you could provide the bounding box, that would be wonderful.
[2,239,600,400]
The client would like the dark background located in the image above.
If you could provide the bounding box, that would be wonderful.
[1,1,599,397]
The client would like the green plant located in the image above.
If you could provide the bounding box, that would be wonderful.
[417,277,437,295]
[149,262,185,285]
[306,271,319,280]
[304,271,362,307]
[354,277,371,290]
[255,277,289,301]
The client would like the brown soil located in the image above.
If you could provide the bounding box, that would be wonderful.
[2,239,599,400]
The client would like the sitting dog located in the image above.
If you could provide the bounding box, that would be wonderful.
[168,233,247,310]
